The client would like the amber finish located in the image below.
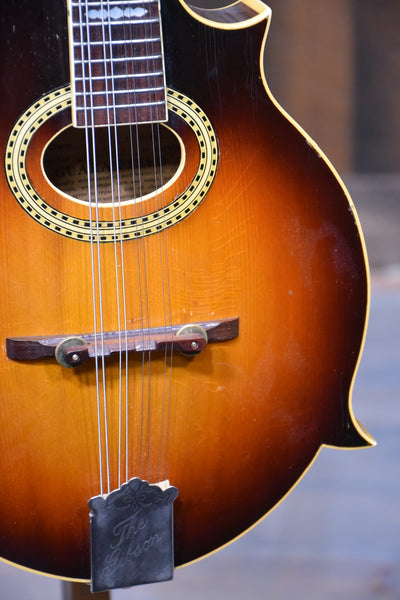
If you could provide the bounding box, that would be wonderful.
[0,0,371,582]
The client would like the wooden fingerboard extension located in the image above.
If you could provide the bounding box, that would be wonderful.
[67,0,167,127]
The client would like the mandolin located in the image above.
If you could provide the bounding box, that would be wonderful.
[0,0,373,588]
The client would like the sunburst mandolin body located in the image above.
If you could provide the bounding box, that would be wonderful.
[0,0,373,582]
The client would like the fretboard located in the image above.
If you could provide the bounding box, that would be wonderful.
[67,0,167,127]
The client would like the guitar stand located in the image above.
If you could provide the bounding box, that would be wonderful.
[61,582,110,599]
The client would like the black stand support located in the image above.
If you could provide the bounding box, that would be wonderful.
[61,582,111,599]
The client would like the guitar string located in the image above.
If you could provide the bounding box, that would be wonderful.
[90,0,132,493]
[144,2,157,483]
[76,0,173,496]
[136,7,154,485]
[157,129,175,484]
[119,9,136,485]
[122,5,150,483]
[97,0,115,491]
[125,126,145,484]
[159,1,175,485]
[136,0,175,485]
[117,1,158,487]
[132,128,149,483]
[78,2,104,496]
[81,0,110,495]
[81,0,172,488]
[113,10,131,493]
[89,0,112,496]
[102,0,130,490]
[148,2,174,485]
[141,0,171,484]
[123,0,172,484]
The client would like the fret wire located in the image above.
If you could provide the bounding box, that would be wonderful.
[71,0,157,5]
[73,19,159,27]
[76,87,164,96]
[76,100,166,110]
[74,71,163,81]
[69,0,168,125]
[73,37,160,46]
[80,55,162,65]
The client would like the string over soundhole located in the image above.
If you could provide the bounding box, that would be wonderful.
[43,123,183,207]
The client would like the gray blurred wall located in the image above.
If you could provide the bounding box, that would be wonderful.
[196,0,400,174]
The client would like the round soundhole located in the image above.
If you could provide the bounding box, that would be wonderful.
[42,123,184,207]
[6,86,218,241]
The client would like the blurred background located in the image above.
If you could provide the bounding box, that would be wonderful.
[1,0,399,598]
[266,0,400,174]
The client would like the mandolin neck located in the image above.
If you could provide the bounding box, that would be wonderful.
[67,0,167,127]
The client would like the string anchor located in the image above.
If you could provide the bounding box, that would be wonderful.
[89,478,178,592]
